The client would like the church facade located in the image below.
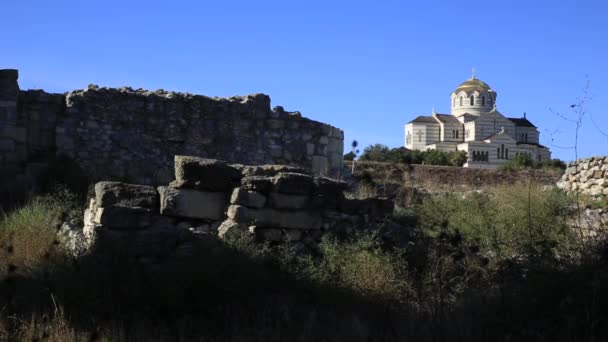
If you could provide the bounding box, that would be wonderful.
[404,74,551,168]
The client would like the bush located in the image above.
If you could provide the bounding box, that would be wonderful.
[418,185,575,259]
[358,144,467,167]
[301,235,410,302]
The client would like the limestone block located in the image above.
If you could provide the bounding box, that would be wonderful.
[217,219,248,238]
[593,170,605,179]
[174,156,242,191]
[0,126,26,143]
[272,172,314,195]
[241,176,272,193]
[0,139,15,152]
[230,188,267,208]
[588,185,604,197]
[95,181,158,209]
[226,205,321,229]
[327,138,342,153]
[306,143,315,155]
[93,206,153,230]
[314,177,348,197]
[311,156,329,176]
[158,186,228,220]
[268,192,310,209]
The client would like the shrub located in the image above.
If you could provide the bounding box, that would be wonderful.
[418,185,575,259]
[302,235,410,302]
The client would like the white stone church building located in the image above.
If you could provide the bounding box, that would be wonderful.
[404,74,551,168]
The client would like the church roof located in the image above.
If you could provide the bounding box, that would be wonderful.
[454,77,492,93]
[433,113,461,124]
[407,115,438,124]
[508,117,536,128]
[517,142,548,149]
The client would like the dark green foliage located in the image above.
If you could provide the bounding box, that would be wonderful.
[501,155,567,171]
[359,144,467,166]
[343,151,356,161]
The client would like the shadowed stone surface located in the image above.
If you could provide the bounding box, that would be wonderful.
[95,181,158,209]
[158,186,228,220]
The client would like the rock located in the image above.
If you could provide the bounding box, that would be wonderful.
[237,164,309,177]
[173,156,242,191]
[57,220,88,256]
[314,176,348,196]
[272,172,314,195]
[217,219,248,238]
[241,176,272,193]
[158,186,228,220]
[94,206,153,230]
[268,192,309,209]
[226,205,322,229]
[95,181,158,209]
[230,188,267,208]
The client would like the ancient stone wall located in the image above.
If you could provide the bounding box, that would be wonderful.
[56,86,343,184]
[0,69,343,207]
[67,156,395,260]
[558,156,608,199]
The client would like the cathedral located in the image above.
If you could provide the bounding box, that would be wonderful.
[404,72,551,168]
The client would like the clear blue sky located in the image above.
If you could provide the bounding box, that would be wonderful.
[3,0,607,161]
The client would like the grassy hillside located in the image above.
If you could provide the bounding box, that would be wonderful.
[0,176,607,341]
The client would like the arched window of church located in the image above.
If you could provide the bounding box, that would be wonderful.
[470,96,474,106]
[482,96,485,106]
[459,97,463,106]
[505,148,509,159]
[456,130,459,139]
[497,148,500,160]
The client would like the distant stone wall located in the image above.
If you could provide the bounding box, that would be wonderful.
[350,161,562,189]
[0,69,343,206]
[558,156,608,199]
[56,86,343,184]
[63,157,395,260]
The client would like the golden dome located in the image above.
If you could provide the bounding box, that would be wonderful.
[454,77,492,93]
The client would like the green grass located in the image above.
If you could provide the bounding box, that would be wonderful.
[1,185,608,341]
[417,184,576,260]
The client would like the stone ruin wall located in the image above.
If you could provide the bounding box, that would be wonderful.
[557,156,608,239]
[557,156,608,199]
[0,69,343,205]
[60,156,396,260]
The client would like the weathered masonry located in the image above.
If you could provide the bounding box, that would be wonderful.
[60,156,395,260]
[0,69,344,199]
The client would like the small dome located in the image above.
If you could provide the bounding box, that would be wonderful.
[454,77,492,93]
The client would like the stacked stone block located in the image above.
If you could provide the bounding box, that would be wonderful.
[0,69,344,208]
[558,156,608,199]
[77,156,394,261]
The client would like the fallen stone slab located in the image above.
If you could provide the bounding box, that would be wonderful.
[268,192,310,210]
[93,206,153,230]
[158,186,228,220]
[227,205,321,229]
[314,177,348,197]
[241,176,272,193]
[230,188,267,208]
[95,181,158,209]
[272,172,314,195]
[236,164,309,177]
[174,156,242,191]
